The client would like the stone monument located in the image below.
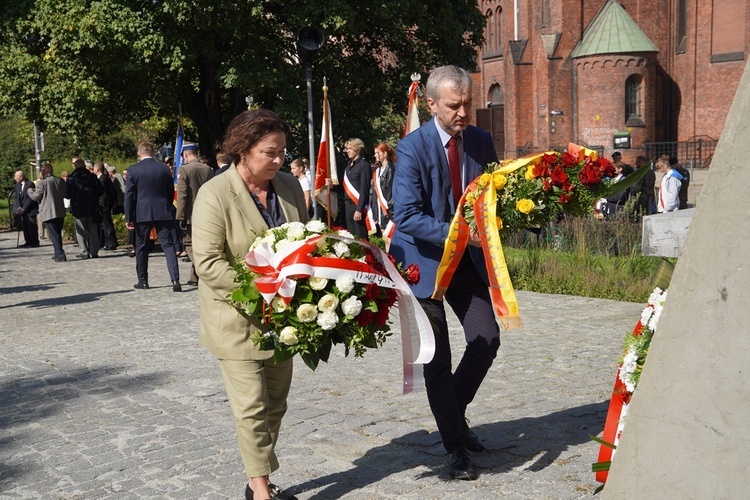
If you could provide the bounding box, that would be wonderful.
[602,60,750,497]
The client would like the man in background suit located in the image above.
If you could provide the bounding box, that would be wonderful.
[94,162,118,250]
[13,170,39,248]
[390,65,500,481]
[27,163,67,261]
[175,142,213,286]
[67,158,104,259]
[125,141,181,291]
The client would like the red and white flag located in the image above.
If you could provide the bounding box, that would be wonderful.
[315,85,339,219]
[403,74,422,137]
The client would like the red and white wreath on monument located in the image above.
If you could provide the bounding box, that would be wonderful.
[593,287,668,487]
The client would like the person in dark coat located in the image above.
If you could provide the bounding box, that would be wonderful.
[124,141,181,291]
[632,155,656,215]
[66,158,103,259]
[342,137,371,239]
[12,170,39,247]
[94,162,118,250]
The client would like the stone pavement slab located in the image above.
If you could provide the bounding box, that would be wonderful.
[0,229,642,499]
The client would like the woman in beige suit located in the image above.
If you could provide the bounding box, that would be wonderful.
[191,109,308,500]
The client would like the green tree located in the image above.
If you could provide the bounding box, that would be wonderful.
[0,0,485,161]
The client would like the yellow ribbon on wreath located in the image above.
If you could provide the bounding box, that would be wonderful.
[433,145,600,329]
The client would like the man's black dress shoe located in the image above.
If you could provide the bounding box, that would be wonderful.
[448,449,477,480]
[53,256,67,262]
[186,280,198,286]
[19,242,30,248]
[133,283,149,290]
[464,420,485,452]
[172,281,182,292]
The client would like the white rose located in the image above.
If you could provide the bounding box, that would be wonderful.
[308,276,328,290]
[275,238,292,251]
[318,293,339,312]
[317,310,338,330]
[335,276,355,293]
[337,229,354,239]
[333,241,350,258]
[262,233,276,246]
[341,296,362,317]
[278,326,299,345]
[306,220,327,233]
[250,236,263,250]
[296,303,318,322]
[272,297,288,313]
[286,221,306,241]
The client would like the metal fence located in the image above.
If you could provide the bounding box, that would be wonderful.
[643,136,717,169]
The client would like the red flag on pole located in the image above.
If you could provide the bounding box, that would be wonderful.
[403,73,422,137]
[315,82,339,220]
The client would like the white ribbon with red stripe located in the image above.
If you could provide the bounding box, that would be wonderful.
[244,233,434,392]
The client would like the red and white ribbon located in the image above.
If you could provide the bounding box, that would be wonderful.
[244,233,435,392]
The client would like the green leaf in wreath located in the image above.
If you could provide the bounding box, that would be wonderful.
[243,284,260,300]
[296,287,313,302]
[317,339,332,363]
[231,289,247,302]
[274,348,295,364]
[361,333,377,349]
[301,352,320,371]
[592,461,611,472]
[589,435,617,449]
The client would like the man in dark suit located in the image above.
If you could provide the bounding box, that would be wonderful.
[13,170,40,248]
[67,158,104,259]
[125,141,181,291]
[390,65,500,481]
[94,162,118,250]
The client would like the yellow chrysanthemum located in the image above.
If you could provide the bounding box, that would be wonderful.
[516,199,535,214]
[492,172,507,191]
[496,216,504,229]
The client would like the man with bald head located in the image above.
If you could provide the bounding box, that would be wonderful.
[13,170,39,248]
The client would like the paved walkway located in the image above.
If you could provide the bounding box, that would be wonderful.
[0,228,643,499]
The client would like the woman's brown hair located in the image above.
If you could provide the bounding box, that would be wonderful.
[222,109,290,161]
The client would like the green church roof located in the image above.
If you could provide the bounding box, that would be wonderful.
[571,0,659,58]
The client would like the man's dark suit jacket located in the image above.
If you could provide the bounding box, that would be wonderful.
[66,168,103,218]
[97,174,116,211]
[124,157,176,224]
[13,179,38,216]
[390,118,498,298]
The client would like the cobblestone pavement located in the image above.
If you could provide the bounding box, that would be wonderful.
[0,229,642,499]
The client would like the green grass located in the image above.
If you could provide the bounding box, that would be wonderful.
[501,215,663,303]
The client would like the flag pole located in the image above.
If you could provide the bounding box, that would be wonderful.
[322,79,332,227]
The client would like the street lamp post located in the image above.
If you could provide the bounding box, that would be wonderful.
[296,27,324,210]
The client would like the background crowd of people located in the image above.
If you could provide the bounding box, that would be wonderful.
[7,64,698,498]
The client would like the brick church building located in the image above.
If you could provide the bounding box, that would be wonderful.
[473,0,748,165]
